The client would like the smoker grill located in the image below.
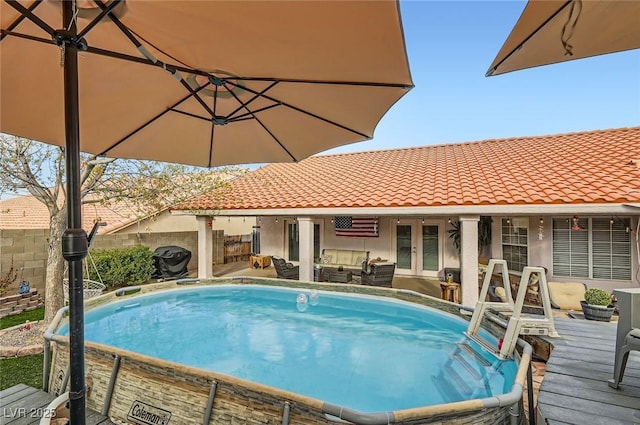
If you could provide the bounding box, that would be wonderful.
[152,246,191,279]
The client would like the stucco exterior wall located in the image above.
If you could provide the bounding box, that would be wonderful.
[258,216,458,278]
[117,211,255,235]
[492,216,639,292]
[257,214,640,292]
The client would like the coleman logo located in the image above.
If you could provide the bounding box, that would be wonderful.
[127,401,171,425]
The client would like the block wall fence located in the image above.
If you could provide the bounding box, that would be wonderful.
[0,229,225,297]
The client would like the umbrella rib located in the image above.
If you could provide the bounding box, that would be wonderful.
[225,79,371,139]
[230,76,413,90]
[99,85,208,156]
[169,109,211,122]
[1,29,404,94]
[0,30,213,79]
[4,0,55,38]
[76,0,124,41]
[253,116,298,162]
[92,0,145,51]
[218,82,297,161]
[90,0,215,119]
[0,0,42,42]
[486,1,572,76]
[229,104,281,122]
[225,81,280,121]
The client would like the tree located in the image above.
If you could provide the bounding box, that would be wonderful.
[0,135,240,323]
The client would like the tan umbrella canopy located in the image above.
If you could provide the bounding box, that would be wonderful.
[487,0,640,76]
[1,0,413,166]
[0,2,412,423]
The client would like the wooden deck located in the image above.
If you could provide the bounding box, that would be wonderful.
[0,384,114,425]
[537,317,640,425]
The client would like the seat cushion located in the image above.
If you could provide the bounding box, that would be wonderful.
[494,286,508,303]
[335,250,354,265]
[548,281,587,310]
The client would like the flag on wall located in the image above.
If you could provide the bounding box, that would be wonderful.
[334,216,379,237]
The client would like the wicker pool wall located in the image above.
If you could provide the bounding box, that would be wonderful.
[47,277,526,425]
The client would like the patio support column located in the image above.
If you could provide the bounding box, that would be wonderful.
[298,217,314,281]
[197,216,213,278]
[460,215,480,307]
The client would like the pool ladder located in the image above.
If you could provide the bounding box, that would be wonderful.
[433,341,504,402]
[465,259,558,359]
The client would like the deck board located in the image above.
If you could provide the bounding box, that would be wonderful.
[0,385,114,425]
[537,317,640,425]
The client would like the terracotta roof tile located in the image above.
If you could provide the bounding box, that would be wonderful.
[176,127,640,211]
[0,195,140,234]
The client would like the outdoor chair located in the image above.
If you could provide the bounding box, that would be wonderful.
[272,256,299,280]
[361,262,395,287]
[609,289,640,389]
[609,328,640,389]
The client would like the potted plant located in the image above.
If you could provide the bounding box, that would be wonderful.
[581,288,615,322]
[448,216,492,254]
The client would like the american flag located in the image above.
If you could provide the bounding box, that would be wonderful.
[334,216,379,237]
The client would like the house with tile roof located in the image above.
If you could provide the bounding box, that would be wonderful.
[0,194,253,235]
[174,126,640,305]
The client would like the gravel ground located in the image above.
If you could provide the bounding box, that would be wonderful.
[0,321,46,348]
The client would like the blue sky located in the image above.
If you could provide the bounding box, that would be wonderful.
[325,0,640,155]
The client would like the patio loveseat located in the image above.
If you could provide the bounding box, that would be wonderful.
[318,248,369,271]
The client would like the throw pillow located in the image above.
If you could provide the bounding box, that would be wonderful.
[369,258,387,265]
[528,273,540,292]
[321,254,332,264]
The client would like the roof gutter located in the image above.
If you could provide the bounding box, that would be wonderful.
[172,203,640,217]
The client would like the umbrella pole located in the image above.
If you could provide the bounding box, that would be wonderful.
[60,2,88,424]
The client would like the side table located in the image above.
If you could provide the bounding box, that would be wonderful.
[440,282,460,303]
[250,255,271,269]
[327,269,353,283]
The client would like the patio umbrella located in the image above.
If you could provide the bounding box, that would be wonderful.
[487,0,640,76]
[0,1,413,423]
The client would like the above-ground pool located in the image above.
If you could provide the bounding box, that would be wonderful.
[46,279,530,424]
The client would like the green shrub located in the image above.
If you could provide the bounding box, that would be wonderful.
[584,288,612,306]
[87,245,154,289]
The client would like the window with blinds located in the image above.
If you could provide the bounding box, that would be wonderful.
[502,218,528,272]
[552,217,631,280]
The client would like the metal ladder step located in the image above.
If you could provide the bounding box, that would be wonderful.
[452,352,483,381]
[456,342,492,367]
[432,375,465,403]
[464,332,501,357]
[443,366,473,396]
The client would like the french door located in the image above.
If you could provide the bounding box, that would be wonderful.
[393,219,442,277]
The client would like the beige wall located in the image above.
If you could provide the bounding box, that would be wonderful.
[259,214,640,291]
[0,229,48,293]
[117,211,256,235]
[0,229,198,297]
[211,216,256,235]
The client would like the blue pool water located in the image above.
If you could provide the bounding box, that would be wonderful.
[59,285,517,413]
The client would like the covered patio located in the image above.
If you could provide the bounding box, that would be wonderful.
[212,261,443,300]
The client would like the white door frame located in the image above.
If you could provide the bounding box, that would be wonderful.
[391,219,443,277]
